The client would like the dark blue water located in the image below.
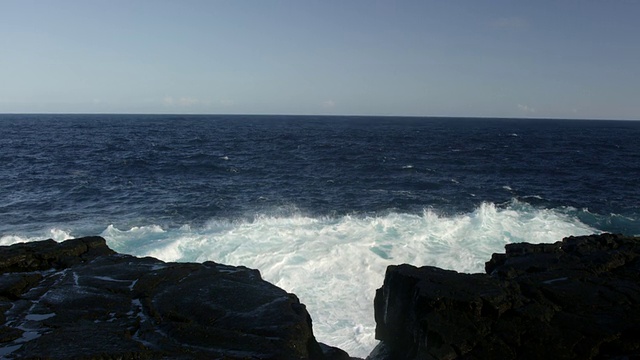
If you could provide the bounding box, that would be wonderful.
[2,114,640,355]
[1,114,639,236]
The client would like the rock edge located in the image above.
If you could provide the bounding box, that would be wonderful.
[0,236,352,359]
[370,233,640,360]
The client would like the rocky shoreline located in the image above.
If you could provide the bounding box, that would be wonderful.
[0,237,349,359]
[1,233,639,359]
[371,233,640,359]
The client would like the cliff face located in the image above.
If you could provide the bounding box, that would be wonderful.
[370,233,640,360]
[0,237,345,359]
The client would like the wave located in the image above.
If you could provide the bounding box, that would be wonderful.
[0,228,73,246]
[0,201,604,357]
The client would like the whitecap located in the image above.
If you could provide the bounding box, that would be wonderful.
[100,203,596,357]
[0,228,72,246]
[0,202,600,358]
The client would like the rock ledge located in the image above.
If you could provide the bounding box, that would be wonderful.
[370,233,640,360]
[0,236,349,359]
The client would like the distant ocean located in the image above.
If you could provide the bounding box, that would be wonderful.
[1,114,639,357]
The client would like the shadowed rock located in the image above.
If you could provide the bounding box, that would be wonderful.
[0,237,334,359]
[370,233,640,360]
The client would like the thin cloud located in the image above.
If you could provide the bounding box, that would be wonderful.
[163,96,207,107]
[178,97,200,106]
[163,96,175,106]
[517,104,536,113]
[322,100,336,108]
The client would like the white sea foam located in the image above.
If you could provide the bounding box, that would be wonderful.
[0,202,600,357]
[100,201,597,357]
[0,228,73,246]
[0,202,601,356]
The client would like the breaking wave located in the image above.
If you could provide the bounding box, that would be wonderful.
[0,200,607,357]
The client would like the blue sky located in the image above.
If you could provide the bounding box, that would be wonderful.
[1,0,639,119]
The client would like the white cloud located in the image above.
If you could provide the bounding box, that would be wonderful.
[178,97,200,106]
[163,96,209,107]
[322,100,336,108]
[517,104,536,113]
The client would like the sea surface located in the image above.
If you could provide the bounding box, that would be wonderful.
[1,114,639,357]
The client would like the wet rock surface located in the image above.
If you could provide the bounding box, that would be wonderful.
[371,233,640,360]
[0,237,333,359]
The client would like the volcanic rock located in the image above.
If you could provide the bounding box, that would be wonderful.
[370,233,640,360]
[0,236,334,359]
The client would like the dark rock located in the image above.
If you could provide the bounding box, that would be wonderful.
[372,233,640,359]
[319,342,355,360]
[365,342,393,360]
[0,236,115,274]
[0,237,338,359]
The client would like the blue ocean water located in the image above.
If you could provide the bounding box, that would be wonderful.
[1,114,639,356]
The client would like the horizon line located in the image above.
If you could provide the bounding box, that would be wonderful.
[0,112,638,122]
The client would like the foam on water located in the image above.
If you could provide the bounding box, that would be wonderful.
[2,115,639,357]
[99,200,596,357]
[0,201,599,356]
[0,228,73,246]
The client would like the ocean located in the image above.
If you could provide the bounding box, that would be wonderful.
[1,114,639,357]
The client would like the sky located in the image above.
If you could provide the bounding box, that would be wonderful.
[1,0,639,119]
